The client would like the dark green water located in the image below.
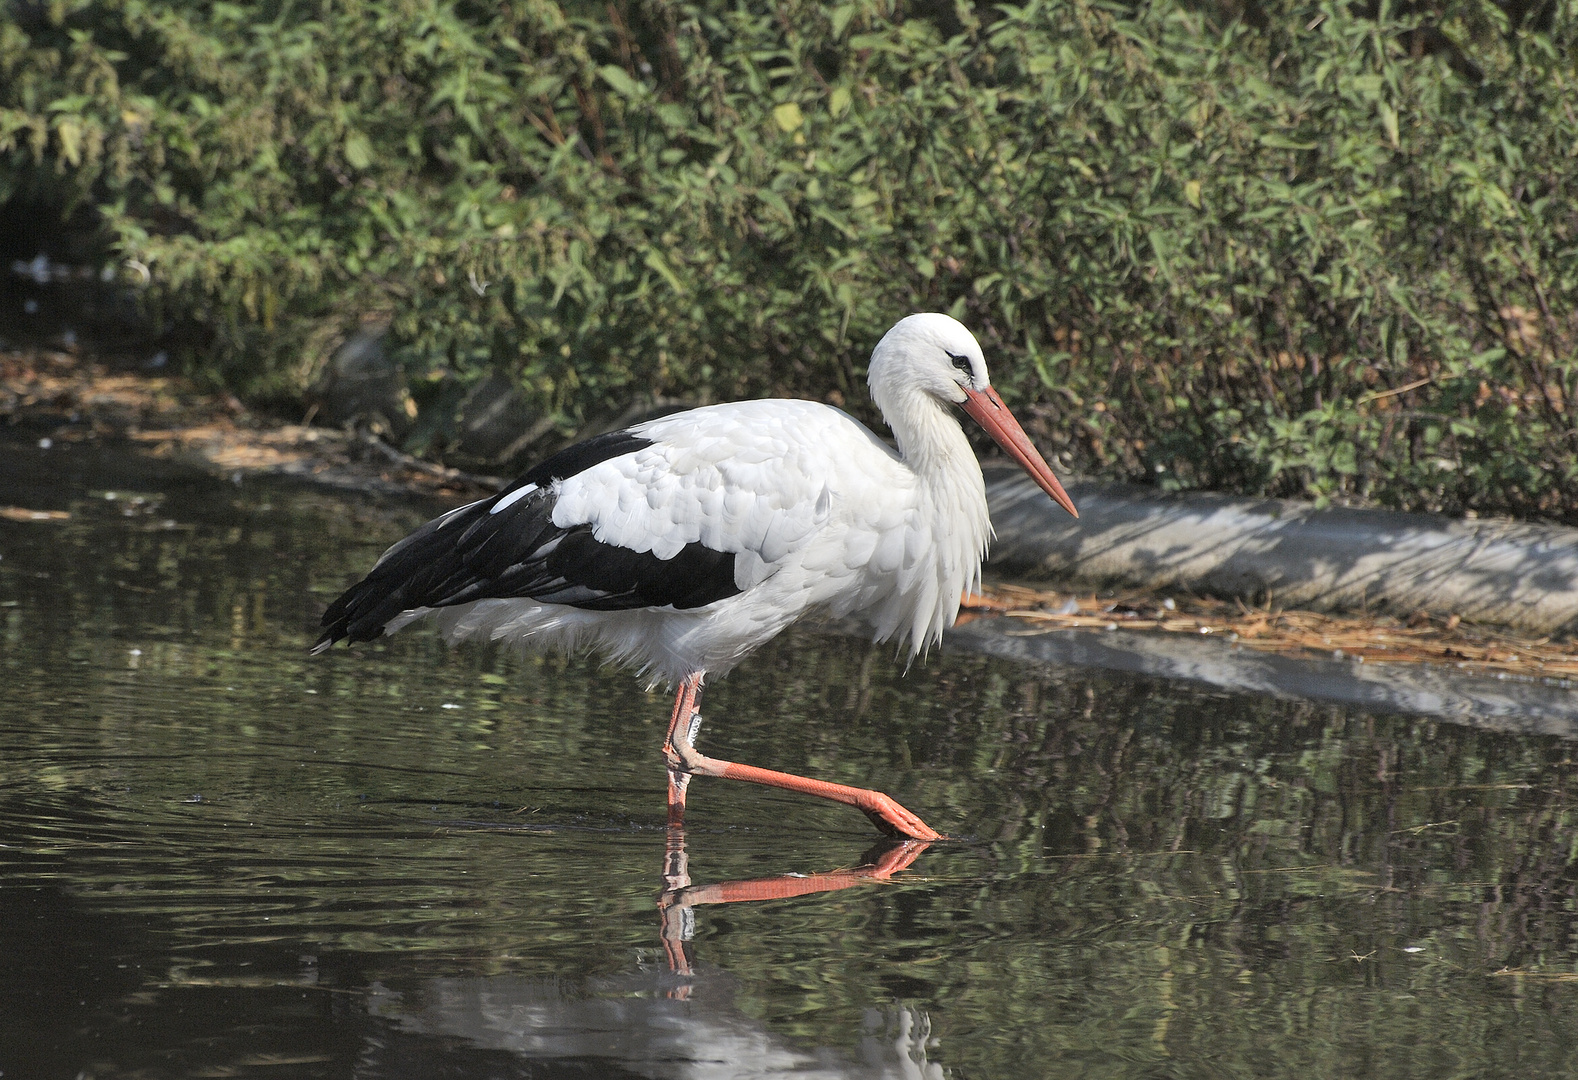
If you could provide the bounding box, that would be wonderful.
[3,438,1578,1079]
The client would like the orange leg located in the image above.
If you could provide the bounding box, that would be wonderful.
[663,673,705,828]
[660,671,943,841]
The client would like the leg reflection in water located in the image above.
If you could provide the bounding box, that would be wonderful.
[657,827,933,987]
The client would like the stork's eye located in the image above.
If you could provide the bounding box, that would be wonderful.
[947,352,973,377]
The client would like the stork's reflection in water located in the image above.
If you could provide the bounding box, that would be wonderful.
[658,828,932,988]
[368,829,944,1079]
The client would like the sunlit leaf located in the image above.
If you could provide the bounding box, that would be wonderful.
[772,102,804,133]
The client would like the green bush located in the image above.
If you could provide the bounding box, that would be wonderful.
[3,0,1575,518]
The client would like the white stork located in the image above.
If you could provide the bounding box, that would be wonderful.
[313,313,1077,840]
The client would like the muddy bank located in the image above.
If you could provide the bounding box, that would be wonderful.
[0,343,493,501]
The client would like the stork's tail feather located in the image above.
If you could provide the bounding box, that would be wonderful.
[311,596,348,655]
[311,580,394,655]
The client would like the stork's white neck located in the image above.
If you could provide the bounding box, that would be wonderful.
[877,385,977,485]
[866,372,993,652]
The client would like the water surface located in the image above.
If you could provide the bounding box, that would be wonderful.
[3,437,1577,1078]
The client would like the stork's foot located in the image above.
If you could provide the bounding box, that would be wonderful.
[666,767,693,828]
[854,791,945,842]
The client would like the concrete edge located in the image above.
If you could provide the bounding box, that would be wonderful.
[942,618,1578,740]
[984,468,1578,637]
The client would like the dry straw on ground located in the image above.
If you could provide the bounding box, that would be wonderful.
[966,584,1578,683]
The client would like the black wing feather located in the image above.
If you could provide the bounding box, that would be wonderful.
[313,428,743,652]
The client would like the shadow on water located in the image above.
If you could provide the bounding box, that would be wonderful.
[4,435,1578,1078]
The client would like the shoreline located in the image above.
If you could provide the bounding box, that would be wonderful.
[5,341,1576,714]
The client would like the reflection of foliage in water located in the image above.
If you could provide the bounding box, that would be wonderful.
[2,446,1577,1077]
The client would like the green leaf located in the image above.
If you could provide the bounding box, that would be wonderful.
[847,32,900,52]
[344,132,373,170]
[597,65,644,99]
[642,248,687,295]
[1377,102,1399,149]
[755,188,794,225]
[1260,133,1317,151]
[772,102,804,133]
[829,4,857,39]
[54,119,82,167]
[655,103,689,128]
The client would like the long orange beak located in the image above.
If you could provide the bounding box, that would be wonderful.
[962,386,1078,518]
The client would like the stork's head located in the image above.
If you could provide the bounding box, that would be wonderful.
[868,313,1078,519]
[867,312,987,405]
